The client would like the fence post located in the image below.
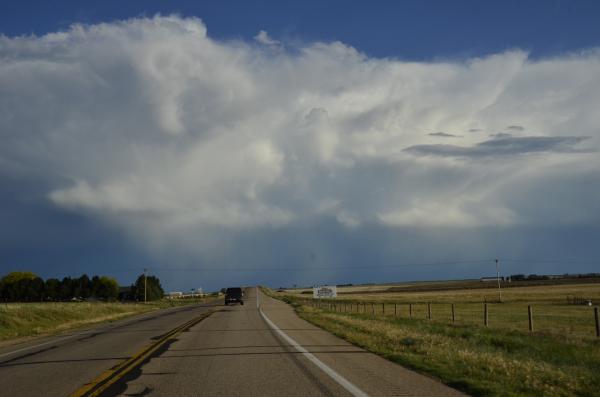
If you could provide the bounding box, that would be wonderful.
[595,307,599,338]
[383,303,385,315]
[394,303,397,316]
[451,303,455,323]
[528,305,533,333]
[371,303,375,315]
[428,303,432,320]
[484,303,488,327]
[409,303,412,318]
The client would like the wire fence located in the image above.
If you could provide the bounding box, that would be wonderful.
[296,298,600,339]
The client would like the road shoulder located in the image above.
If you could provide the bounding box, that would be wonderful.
[259,290,467,397]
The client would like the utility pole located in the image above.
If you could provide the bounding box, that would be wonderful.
[495,259,502,302]
[144,268,147,303]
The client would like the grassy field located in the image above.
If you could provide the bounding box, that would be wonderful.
[0,298,213,343]
[267,282,600,396]
[283,282,600,338]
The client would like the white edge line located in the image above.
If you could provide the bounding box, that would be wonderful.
[0,332,88,359]
[258,290,369,397]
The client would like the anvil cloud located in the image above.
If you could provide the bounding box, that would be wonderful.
[1,16,599,285]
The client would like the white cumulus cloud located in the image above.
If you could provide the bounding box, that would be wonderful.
[1,15,600,265]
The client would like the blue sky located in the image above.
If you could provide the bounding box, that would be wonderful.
[1,1,600,292]
[3,1,600,59]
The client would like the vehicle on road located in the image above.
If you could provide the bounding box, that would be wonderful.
[224,287,244,305]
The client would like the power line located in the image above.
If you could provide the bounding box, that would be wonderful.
[133,258,598,273]
[501,259,600,265]
[141,259,494,272]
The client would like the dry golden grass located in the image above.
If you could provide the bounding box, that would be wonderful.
[336,283,600,304]
[0,298,214,342]
[278,282,600,339]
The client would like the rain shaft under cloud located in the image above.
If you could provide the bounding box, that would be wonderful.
[1,16,600,289]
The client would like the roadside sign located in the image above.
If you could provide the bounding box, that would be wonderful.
[313,285,337,299]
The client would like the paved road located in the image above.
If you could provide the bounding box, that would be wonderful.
[107,288,466,397]
[0,289,466,396]
[0,302,217,396]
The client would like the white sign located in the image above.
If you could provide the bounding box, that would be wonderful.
[313,285,337,299]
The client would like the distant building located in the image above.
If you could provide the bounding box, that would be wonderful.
[118,286,135,301]
[480,276,505,282]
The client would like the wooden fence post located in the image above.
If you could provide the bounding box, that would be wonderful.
[409,303,412,318]
[451,303,455,323]
[382,303,385,315]
[371,303,375,315]
[394,303,397,316]
[528,305,533,333]
[484,303,488,327]
[595,307,599,338]
[428,303,432,320]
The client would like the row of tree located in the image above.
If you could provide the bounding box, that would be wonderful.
[0,272,164,302]
[509,273,600,281]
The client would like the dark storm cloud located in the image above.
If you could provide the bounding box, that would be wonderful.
[428,132,462,138]
[489,132,513,138]
[404,136,590,158]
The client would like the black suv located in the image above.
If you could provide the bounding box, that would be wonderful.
[224,287,244,305]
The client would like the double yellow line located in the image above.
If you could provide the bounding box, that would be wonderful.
[70,310,215,397]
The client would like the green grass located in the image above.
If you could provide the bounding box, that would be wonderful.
[292,302,600,397]
[0,298,213,343]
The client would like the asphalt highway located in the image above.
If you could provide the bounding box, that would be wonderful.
[0,302,217,396]
[0,289,466,396]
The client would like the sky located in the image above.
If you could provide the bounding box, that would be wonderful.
[1,1,600,292]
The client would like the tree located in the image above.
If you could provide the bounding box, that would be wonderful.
[133,274,164,301]
[77,274,91,299]
[96,276,119,300]
[60,277,73,300]
[91,275,102,298]
[0,272,44,302]
[44,278,61,301]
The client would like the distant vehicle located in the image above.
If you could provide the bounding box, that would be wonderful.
[224,287,244,305]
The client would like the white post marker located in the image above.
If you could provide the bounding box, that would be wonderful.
[257,288,369,397]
